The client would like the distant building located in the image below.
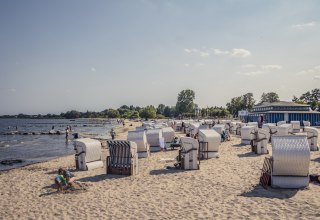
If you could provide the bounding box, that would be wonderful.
[247,101,320,126]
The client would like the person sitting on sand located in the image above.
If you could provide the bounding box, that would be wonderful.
[55,168,67,191]
[63,169,75,187]
[54,168,75,191]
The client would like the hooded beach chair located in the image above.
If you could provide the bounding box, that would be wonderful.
[276,124,293,136]
[127,130,150,158]
[146,129,163,152]
[74,138,104,171]
[198,129,221,159]
[162,127,175,143]
[290,121,301,133]
[303,126,319,151]
[303,121,311,127]
[106,140,138,175]
[212,124,226,135]
[179,137,200,170]
[240,126,256,145]
[260,135,310,189]
[262,123,277,141]
[251,128,270,154]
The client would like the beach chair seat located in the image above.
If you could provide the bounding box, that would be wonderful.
[106,140,138,175]
[290,121,301,133]
[127,130,150,158]
[74,138,104,171]
[146,129,163,152]
[303,126,319,151]
[240,126,256,145]
[251,128,270,154]
[260,135,310,189]
[198,129,220,159]
[179,137,199,170]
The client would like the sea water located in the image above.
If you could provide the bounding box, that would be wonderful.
[0,118,117,170]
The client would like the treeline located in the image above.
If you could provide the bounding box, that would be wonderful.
[1,88,318,119]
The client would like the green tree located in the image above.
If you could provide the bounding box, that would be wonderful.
[140,105,156,120]
[260,92,280,103]
[226,93,255,116]
[107,109,120,118]
[176,89,195,115]
[293,88,320,110]
[156,104,165,115]
[64,110,81,119]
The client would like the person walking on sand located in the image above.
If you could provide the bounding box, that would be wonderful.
[110,128,116,140]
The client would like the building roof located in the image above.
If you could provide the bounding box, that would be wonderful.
[253,101,310,108]
[249,111,320,115]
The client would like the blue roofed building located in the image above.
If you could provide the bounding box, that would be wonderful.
[247,101,320,126]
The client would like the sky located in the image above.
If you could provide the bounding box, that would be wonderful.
[0,0,320,115]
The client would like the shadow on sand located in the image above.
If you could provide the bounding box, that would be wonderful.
[77,174,127,182]
[149,168,186,176]
[237,152,262,158]
[240,184,299,199]
[311,157,320,163]
[232,143,246,147]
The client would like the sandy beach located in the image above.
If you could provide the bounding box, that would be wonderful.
[1,122,320,220]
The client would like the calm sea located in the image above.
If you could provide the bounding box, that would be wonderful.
[0,118,117,170]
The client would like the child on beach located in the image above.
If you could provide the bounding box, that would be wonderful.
[110,128,116,140]
[54,168,75,191]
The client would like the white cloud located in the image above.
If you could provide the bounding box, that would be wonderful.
[184,48,199,54]
[212,48,230,55]
[261,65,282,70]
[199,52,210,57]
[231,48,251,58]
[237,70,265,76]
[241,64,256,68]
[296,65,320,75]
[237,64,282,76]
[185,47,251,58]
[292,21,316,29]
[184,63,190,67]
[91,67,96,72]
[314,75,320,80]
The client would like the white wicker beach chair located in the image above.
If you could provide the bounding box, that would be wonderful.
[303,127,319,151]
[127,130,150,158]
[240,126,256,145]
[303,121,311,127]
[74,138,104,171]
[276,121,286,126]
[198,129,220,159]
[276,124,293,136]
[146,129,163,152]
[247,122,258,128]
[251,128,270,154]
[162,127,175,143]
[212,124,226,135]
[260,135,310,189]
[290,121,301,133]
[179,137,199,170]
[262,123,277,141]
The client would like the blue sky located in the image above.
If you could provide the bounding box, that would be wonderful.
[1,0,320,114]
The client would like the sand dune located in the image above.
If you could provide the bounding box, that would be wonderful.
[0,124,320,219]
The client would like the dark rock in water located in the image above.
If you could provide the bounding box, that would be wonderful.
[40,132,47,135]
[23,133,29,135]
[0,159,24,165]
